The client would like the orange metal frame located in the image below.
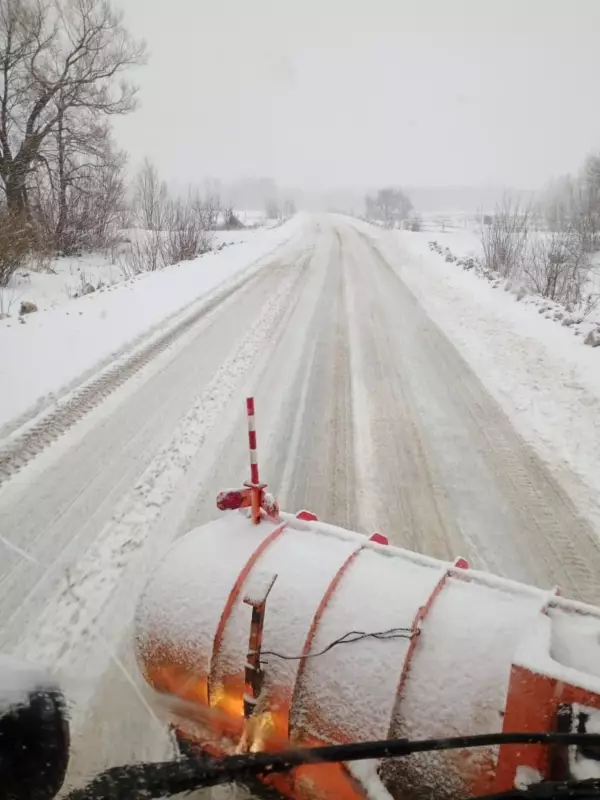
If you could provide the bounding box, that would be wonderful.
[288,543,366,741]
[208,522,288,709]
[386,557,469,739]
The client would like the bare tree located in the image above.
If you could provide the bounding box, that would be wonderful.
[364,188,412,227]
[407,214,422,232]
[132,158,168,231]
[480,196,532,278]
[195,192,220,231]
[0,208,29,284]
[222,205,243,229]
[541,175,574,232]
[88,137,128,250]
[283,198,296,217]
[570,173,600,253]
[30,107,127,253]
[582,153,600,240]
[539,170,600,258]
[0,0,145,217]
[120,230,162,275]
[265,199,281,220]
[364,194,376,222]
[122,169,219,274]
[523,224,590,306]
[163,192,213,264]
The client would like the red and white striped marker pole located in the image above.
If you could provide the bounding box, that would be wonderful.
[246,397,260,486]
[245,397,263,524]
[216,399,279,521]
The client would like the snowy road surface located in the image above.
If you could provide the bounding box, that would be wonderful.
[1,215,599,791]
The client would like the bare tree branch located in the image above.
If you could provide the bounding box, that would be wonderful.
[0,0,145,215]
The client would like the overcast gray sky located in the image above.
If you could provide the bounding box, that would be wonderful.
[112,0,600,192]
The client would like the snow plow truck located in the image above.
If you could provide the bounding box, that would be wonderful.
[3,398,600,800]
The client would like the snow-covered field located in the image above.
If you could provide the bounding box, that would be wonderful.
[0,221,299,436]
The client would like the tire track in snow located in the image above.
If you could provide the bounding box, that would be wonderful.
[344,230,453,557]
[59,250,317,794]
[11,258,309,697]
[353,227,600,603]
[274,231,358,528]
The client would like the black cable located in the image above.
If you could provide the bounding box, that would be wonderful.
[260,626,414,661]
[63,732,600,800]
[479,778,600,800]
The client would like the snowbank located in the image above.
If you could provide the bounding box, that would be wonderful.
[360,223,600,529]
[0,231,263,317]
[424,227,600,335]
[1,252,123,315]
[0,220,298,434]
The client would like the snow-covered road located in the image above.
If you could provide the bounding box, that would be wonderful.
[1,215,599,791]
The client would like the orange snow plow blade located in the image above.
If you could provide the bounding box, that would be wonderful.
[133,399,600,799]
[135,511,600,798]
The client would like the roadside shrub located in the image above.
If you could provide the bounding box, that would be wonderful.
[163,196,213,264]
[0,212,31,287]
[407,215,422,232]
[120,231,163,276]
[120,194,217,275]
[480,197,531,278]
[523,229,592,307]
[223,207,244,230]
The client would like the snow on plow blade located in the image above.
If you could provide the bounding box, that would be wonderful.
[134,512,600,798]
[133,400,600,800]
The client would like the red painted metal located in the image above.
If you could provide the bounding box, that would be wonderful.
[242,574,277,721]
[246,397,260,488]
[208,522,287,705]
[245,397,262,523]
[296,510,318,522]
[369,532,388,545]
[217,488,252,511]
[289,543,365,737]
[386,566,453,738]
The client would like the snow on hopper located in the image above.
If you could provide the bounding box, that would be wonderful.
[134,398,600,800]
